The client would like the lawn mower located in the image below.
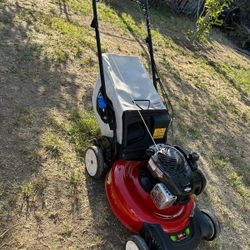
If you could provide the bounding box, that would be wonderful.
[84,0,220,249]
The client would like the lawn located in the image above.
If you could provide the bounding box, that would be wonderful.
[0,0,249,249]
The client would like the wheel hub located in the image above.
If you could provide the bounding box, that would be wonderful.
[126,241,140,250]
[85,148,98,177]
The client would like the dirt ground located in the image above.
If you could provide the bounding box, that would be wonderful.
[0,0,249,249]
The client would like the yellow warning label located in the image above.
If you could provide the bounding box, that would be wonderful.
[153,128,166,139]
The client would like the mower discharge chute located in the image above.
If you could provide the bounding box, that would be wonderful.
[84,1,221,249]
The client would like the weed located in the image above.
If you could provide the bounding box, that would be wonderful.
[213,159,228,170]
[19,43,42,61]
[21,181,33,215]
[212,155,249,194]
[21,181,33,202]
[42,130,78,167]
[20,175,48,214]
[45,109,99,165]
[228,171,249,198]
[60,150,78,167]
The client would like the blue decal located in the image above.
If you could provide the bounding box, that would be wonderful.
[98,96,107,109]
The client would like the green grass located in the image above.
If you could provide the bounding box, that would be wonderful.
[45,109,100,156]
[16,7,96,62]
[236,68,250,93]
[38,15,96,61]
[228,171,249,198]
[68,109,100,153]
[14,0,183,63]
[69,169,82,188]
[41,130,78,167]
[65,0,92,15]
[42,131,66,156]
[206,61,250,94]
[21,181,33,202]
[213,158,249,199]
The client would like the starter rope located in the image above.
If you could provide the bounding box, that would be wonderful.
[109,56,159,151]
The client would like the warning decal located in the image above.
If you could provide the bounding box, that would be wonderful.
[153,128,166,139]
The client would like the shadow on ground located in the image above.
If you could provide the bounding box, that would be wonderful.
[0,0,79,245]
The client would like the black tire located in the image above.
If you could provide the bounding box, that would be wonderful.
[201,210,221,241]
[126,235,149,250]
[84,145,105,180]
[141,224,168,250]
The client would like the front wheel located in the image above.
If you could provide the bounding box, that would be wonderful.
[141,224,168,250]
[201,209,221,241]
[126,235,149,250]
[84,145,105,180]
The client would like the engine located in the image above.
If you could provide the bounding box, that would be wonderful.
[141,144,207,210]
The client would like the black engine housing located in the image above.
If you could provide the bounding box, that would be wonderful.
[144,144,207,204]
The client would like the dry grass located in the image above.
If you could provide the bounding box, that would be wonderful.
[0,0,249,249]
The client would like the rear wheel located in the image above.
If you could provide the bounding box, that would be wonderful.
[201,210,221,241]
[126,235,149,250]
[84,145,105,179]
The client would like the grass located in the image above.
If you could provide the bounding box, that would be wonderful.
[228,171,249,198]
[65,0,92,15]
[42,131,66,156]
[69,169,82,188]
[15,107,35,126]
[39,15,96,61]
[33,175,48,198]
[21,181,33,203]
[0,0,249,249]
[20,175,48,213]
[213,158,249,199]
[68,109,100,153]
[42,109,99,169]
[59,219,74,237]
[16,7,96,62]
[41,109,100,168]
[236,68,250,93]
